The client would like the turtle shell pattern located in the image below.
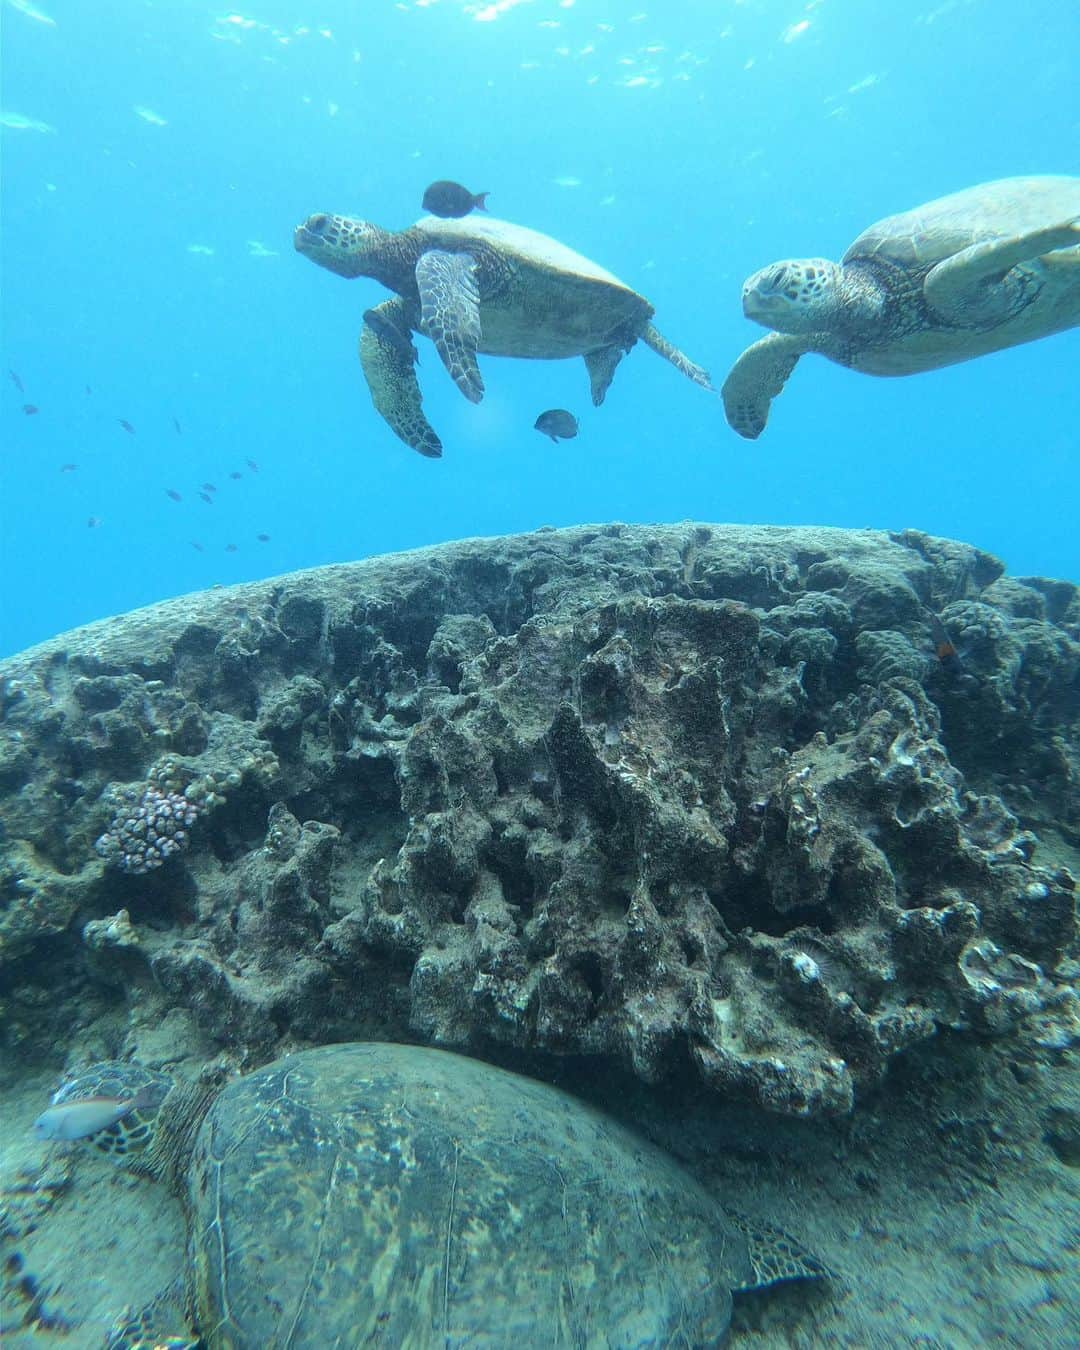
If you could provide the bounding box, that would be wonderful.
[843,175,1080,273]
[412,215,653,359]
[185,1042,750,1346]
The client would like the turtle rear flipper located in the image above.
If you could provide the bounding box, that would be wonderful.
[641,322,714,391]
[924,217,1080,325]
[416,248,484,403]
[584,344,628,405]
[721,332,807,439]
[727,1212,836,1291]
[360,298,442,458]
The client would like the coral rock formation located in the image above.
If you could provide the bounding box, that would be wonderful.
[1,525,1076,1114]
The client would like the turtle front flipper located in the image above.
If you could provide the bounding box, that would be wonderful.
[107,1278,197,1350]
[924,217,1080,325]
[415,248,484,403]
[360,298,442,458]
[721,332,807,439]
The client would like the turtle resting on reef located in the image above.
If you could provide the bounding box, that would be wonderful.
[294,211,713,457]
[46,1042,829,1347]
[722,175,1080,438]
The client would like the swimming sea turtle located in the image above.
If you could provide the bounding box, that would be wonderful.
[46,1042,829,1347]
[722,175,1080,438]
[295,212,713,457]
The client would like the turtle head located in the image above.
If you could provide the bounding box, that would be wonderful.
[37,1060,215,1191]
[741,258,843,333]
[294,213,388,280]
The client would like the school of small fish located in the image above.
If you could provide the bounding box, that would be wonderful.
[8,368,274,555]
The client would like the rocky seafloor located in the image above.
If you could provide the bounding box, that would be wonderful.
[1,522,1077,1346]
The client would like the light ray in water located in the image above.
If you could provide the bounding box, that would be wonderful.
[7,0,56,27]
[0,110,56,133]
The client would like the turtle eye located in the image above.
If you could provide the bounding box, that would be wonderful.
[767,268,786,290]
[308,214,329,235]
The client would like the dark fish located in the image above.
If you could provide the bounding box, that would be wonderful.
[201,482,217,493]
[60,463,77,473]
[246,458,259,472]
[173,417,182,434]
[191,541,205,552]
[118,419,135,434]
[533,408,578,442]
[23,404,39,416]
[199,491,213,504]
[922,606,962,668]
[165,489,182,502]
[422,180,489,218]
[10,370,24,393]
[363,308,418,364]
[229,471,243,480]
[256,533,271,543]
[225,543,238,552]
[87,516,102,528]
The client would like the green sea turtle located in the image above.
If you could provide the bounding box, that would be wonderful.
[294,212,713,457]
[44,1042,829,1347]
[722,175,1080,438]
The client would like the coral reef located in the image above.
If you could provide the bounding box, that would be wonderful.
[0,524,1076,1116]
[94,784,202,874]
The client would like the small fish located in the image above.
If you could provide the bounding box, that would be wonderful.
[246,458,259,472]
[199,491,213,504]
[165,489,182,502]
[22,403,39,416]
[201,482,217,493]
[60,463,77,473]
[225,543,238,552]
[228,471,243,480]
[87,516,102,528]
[118,419,135,434]
[363,308,418,364]
[33,1089,153,1143]
[533,408,578,442]
[173,416,182,434]
[191,541,205,552]
[9,370,24,393]
[256,533,271,542]
[923,606,961,668]
[422,180,489,218]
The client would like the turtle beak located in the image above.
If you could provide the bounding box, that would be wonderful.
[294,215,329,254]
[742,282,786,324]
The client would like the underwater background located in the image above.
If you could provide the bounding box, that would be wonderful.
[2,0,1078,658]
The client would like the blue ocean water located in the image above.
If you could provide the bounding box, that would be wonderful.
[2,0,1077,658]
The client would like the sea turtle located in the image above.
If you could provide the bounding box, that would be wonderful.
[44,1042,829,1347]
[294,212,713,457]
[722,175,1080,438]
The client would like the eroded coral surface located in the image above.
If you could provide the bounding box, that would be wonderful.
[1,525,1076,1115]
